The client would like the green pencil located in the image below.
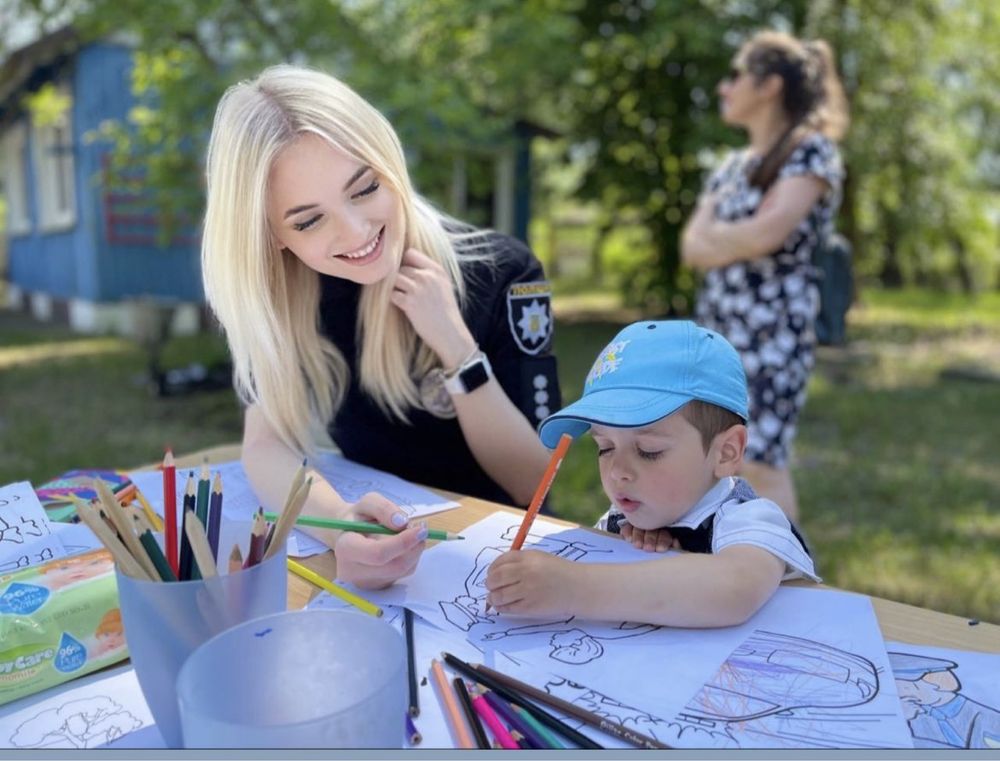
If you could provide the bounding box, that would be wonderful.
[260,512,464,541]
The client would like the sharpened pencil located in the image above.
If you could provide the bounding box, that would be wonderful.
[163,449,177,576]
[453,678,490,749]
[404,607,419,717]
[227,543,243,574]
[260,513,463,542]
[286,559,382,618]
[431,658,473,749]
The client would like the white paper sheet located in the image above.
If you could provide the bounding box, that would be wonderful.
[0,482,65,573]
[345,512,749,723]
[0,665,160,749]
[886,640,1000,749]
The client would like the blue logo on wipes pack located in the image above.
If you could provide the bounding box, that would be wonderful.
[54,632,87,673]
[0,583,50,615]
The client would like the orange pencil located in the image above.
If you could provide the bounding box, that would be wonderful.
[431,658,474,749]
[509,433,573,551]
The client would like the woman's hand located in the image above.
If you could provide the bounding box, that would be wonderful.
[620,522,680,553]
[390,247,476,369]
[333,493,428,589]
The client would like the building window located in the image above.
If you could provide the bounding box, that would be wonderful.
[1,121,32,236]
[31,90,77,232]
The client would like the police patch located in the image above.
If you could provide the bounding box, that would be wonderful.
[506,281,553,355]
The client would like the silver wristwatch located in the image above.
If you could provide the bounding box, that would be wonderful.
[443,350,493,395]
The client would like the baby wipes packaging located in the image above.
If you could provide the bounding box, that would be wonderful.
[0,549,127,706]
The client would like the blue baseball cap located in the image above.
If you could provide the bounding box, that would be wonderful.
[538,320,749,448]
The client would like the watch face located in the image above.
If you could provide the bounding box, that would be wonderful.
[459,360,490,392]
[419,369,457,419]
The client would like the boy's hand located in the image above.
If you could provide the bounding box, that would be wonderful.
[485,550,578,617]
[620,522,679,553]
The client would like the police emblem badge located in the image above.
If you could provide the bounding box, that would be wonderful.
[506,281,553,355]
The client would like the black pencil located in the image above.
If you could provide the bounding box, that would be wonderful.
[403,607,419,717]
[441,652,601,749]
[452,677,490,749]
[474,661,670,749]
[178,473,196,581]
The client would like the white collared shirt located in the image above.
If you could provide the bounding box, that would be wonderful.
[595,476,820,582]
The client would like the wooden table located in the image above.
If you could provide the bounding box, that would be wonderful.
[173,445,999,654]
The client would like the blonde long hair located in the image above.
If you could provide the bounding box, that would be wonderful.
[202,65,471,455]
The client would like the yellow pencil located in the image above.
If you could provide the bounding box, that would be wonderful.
[133,488,165,532]
[287,559,383,618]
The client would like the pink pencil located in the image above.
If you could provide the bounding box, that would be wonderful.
[470,687,519,749]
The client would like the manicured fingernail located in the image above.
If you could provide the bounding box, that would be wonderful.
[391,512,407,527]
[415,521,429,541]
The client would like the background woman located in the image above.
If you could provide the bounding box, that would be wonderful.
[201,65,560,588]
[681,31,849,521]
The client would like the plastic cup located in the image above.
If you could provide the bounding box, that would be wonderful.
[176,609,406,748]
[115,547,287,748]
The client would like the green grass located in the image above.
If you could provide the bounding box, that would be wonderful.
[1,288,997,623]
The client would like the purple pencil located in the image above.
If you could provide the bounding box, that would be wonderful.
[207,472,223,560]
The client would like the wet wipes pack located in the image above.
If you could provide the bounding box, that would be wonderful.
[0,549,128,706]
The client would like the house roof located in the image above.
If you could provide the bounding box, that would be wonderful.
[0,26,81,125]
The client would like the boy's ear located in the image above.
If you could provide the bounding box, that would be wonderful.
[713,424,747,478]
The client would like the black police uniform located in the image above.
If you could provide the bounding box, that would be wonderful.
[319,232,561,506]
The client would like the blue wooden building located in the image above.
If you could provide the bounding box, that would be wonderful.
[0,29,202,335]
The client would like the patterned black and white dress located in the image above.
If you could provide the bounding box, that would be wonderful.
[694,133,844,467]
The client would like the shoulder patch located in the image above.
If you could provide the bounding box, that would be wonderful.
[506,281,553,355]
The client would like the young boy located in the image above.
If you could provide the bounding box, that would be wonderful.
[485,320,817,627]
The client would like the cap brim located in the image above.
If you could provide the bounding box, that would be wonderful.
[538,388,692,449]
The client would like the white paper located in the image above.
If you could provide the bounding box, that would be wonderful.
[0,665,160,749]
[886,640,1000,749]
[47,522,101,557]
[0,482,65,573]
[128,452,458,561]
[347,512,749,724]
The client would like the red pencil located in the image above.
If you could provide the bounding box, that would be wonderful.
[163,449,177,576]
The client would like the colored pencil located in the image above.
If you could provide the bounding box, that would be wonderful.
[195,461,210,527]
[260,513,463,542]
[482,688,547,749]
[184,513,218,579]
[92,479,159,581]
[179,474,196,580]
[227,543,243,574]
[452,678,490,749]
[70,497,151,580]
[162,449,178,577]
[430,658,474,749]
[207,472,223,561]
[470,686,518,749]
[128,504,155,535]
[139,530,178,582]
[404,607,419,717]
[286,559,383,618]
[441,652,601,749]
[405,714,421,746]
[283,458,308,516]
[244,508,267,568]
[513,703,564,748]
[473,661,670,749]
[510,433,573,551]
[133,488,164,532]
[262,477,313,560]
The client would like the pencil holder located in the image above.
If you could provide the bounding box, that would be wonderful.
[115,546,287,748]
[176,609,406,748]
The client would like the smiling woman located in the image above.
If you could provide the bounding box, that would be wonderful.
[200,65,561,590]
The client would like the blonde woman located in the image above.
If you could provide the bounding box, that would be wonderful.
[202,65,560,588]
[682,31,849,522]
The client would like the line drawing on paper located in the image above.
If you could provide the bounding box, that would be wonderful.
[439,524,613,633]
[8,696,143,749]
[543,630,897,749]
[0,546,55,573]
[484,619,660,665]
[0,514,47,546]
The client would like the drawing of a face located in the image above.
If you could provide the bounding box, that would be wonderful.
[896,670,961,719]
[591,411,720,530]
[549,630,603,665]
